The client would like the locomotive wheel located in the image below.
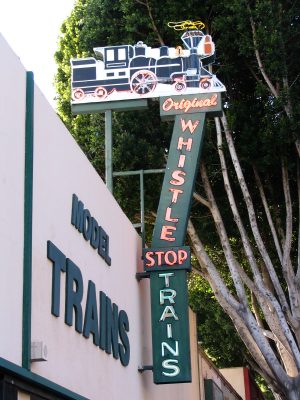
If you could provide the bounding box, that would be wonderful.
[94,86,107,99]
[130,70,157,95]
[72,88,85,100]
[174,81,186,92]
[200,78,211,89]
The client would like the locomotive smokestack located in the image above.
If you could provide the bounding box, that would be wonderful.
[181,30,204,50]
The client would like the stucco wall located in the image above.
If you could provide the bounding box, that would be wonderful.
[0,34,26,366]
[220,367,246,399]
[30,82,150,398]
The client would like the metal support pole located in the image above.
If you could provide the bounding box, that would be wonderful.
[135,272,150,281]
[138,365,153,373]
[113,169,165,242]
[140,170,145,246]
[105,110,113,192]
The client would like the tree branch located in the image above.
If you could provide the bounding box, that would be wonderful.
[187,218,241,311]
[246,1,279,99]
[281,160,298,295]
[297,160,300,281]
[200,161,248,304]
[215,117,262,281]
[244,59,263,85]
[193,191,211,209]
[221,112,291,317]
[262,329,299,377]
[253,165,283,263]
[135,0,165,45]
[251,292,264,328]
[236,259,299,374]
[296,140,300,159]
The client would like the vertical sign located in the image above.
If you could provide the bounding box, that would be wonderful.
[146,93,222,384]
[149,269,191,383]
[143,247,191,384]
[152,112,206,247]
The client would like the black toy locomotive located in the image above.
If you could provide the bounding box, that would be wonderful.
[71,28,225,103]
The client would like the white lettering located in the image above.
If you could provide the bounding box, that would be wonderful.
[160,289,177,304]
[167,324,173,338]
[158,272,175,287]
[162,359,180,377]
[159,306,179,321]
[161,341,179,357]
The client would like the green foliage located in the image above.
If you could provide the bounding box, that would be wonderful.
[189,272,245,367]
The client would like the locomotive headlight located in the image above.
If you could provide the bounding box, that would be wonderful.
[186,68,197,76]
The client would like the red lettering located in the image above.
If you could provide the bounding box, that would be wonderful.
[211,94,217,105]
[170,170,186,186]
[145,251,155,267]
[178,250,188,264]
[165,251,177,265]
[160,226,176,242]
[177,154,186,168]
[162,98,173,111]
[169,188,183,203]
[180,118,199,134]
[173,101,179,110]
[165,207,179,222]
[144,248,189,269]
[182,100,191,112]
[191,98,198,108]
[162,95,218,113]
[177,137,192,151]
[156,251,165,265]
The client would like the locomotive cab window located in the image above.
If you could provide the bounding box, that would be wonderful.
[105,47,129,69]
[118,48,126,60]
[106,50,115,61]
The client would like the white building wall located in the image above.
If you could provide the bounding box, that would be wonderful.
[0,34,26,366]
[30,83,148,398]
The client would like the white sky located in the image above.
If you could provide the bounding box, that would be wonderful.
[0,0,76,108]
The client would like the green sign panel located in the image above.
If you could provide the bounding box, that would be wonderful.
[152,112,206,247]
[150,270,191,384]
[160,92,222,119]
[143,246,191,272]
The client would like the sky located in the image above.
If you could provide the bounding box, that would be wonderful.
[0,0,76,108]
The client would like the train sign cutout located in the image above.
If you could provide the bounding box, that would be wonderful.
[70,21,226,104]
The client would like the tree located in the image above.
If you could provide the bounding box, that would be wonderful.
[54,1,300,398]
[185,3,300,398]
